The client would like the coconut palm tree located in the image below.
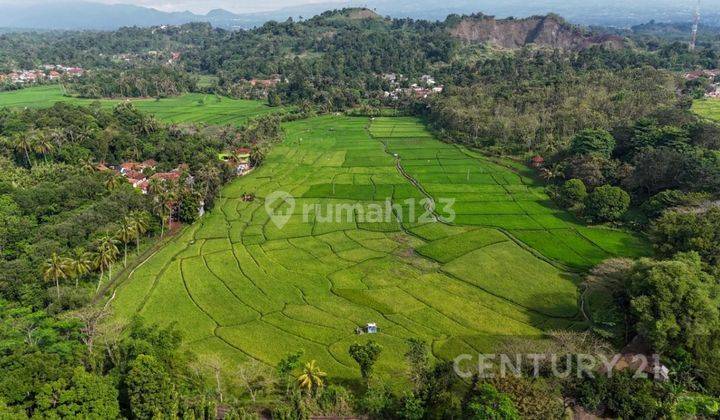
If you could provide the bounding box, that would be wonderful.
[104,174,123,191]
[117,216,135,267]
[31,130,54,163]
[47,128,66,148]
[153,196,172,238]
[196,164,221,199]
[42,252,71,299]
[151,184,176,238]
[94,235,119,292]
[12,134,33,167]
[80,158,97,174]
[68,247,93,287]
[297,360,326,394]
[129,210,150,254]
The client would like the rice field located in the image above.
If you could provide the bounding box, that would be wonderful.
[0,85,282,126]
[111,115,650,381]
[693,98,720,122]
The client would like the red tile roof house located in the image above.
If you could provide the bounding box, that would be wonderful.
[119,162,141,174]
[141,159,158,169]
[138,180,150,194]
[66,67,85,77]
[120,160,157,175]
[150,172,181,182]
[530,155,545,168]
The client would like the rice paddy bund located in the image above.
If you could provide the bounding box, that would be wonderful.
[0,85,282,125]
[110,115,651,381]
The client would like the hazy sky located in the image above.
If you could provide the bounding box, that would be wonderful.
[90,0,335,13]
[1,0,715,16]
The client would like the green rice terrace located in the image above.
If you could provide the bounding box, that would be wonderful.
[110,115,651,381]
[693,98,720,122]
[0,85,281,125]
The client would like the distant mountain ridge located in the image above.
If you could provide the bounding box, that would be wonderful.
[0,1,237,30]
[1,0,719,31]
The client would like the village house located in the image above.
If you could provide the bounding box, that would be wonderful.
[420,74,436,85]
[248,75,282,89]
[119,159,157,175]
[219,147,254,176]
[684,69,720,81]
[706,84,720,98]
[2,65,85,85]
[117,159,179,194]
[530,155,545,168]
[168,52,181,64]
[65,67,85,77]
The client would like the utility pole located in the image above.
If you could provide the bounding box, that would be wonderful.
[690,0,700,51]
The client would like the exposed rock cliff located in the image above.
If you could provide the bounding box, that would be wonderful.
[448,14,625,50]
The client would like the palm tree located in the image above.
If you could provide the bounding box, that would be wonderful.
[80,158,97,174]
[151,184,176,238]
[104,174,123,191]
[94,235,119,292]
[129,211,150,254]
[153,196,172,238]
[42,252,71,299]
[48,128,66,148]
[31,130,54,163]
[117,216,135,267]
[297,360,326,394]
[196,164,221,198]
[68,247,93,287]
[12,134,33,167]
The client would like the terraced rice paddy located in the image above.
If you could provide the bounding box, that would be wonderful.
[111,115,650,381]
[0,85,281,125]
[693,98,720,122]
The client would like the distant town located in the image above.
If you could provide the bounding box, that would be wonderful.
[382,73,444,100]
[0,65,85,86]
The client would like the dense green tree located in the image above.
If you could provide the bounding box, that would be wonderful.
[35,367,120,418]
[650,207,720,269]
[584,185,631,222]
[464,382,519,420]
[574,372,666,418]
[348,340,383,380]
[125,354,178,418]
[570,129,617,158]
[396,392,425,420]
[627,252,720,353]
[641,189,712,219]
[557,178,588,208]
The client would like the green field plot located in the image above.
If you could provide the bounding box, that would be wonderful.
[0,85,283,126]
[112,114,650,382]
[692,98,720,122]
